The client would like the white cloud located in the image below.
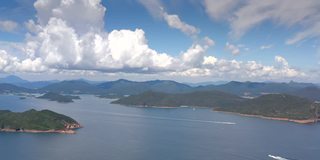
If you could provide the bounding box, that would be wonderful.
[34,0,106,34]
[138,0,199,37]
[260,44,273,50]
[0,0,306,81]
[203,0,240,20]
[203,56,217,65]
[163,12,199,36]
[286,22,320,45]
[0,50,47,73]
[26,18,177,72]
[171,56,304,79]
[225,42,240,55]
[137,0,163,18]
[0,20,18,32]
[202,0,320,44]
[275,55,289,67]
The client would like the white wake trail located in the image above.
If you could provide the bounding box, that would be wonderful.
[104,111,236,125]
[81,109,236,125]
[268,155,289,160]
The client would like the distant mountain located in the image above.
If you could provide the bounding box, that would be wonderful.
[74,78,105,84]
[112,90,244,107]
[0,76,318,102]
[196,81,315,97]
[0,75,29,84]
[0,83,33,93]
[39,80,102,94]
[97,79,192,96]
[186,81,228,87]
[16,81,59,89]
[289,86,320,101]
[0,75,59,89]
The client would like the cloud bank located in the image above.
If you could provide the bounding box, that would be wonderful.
[0,0,305,81]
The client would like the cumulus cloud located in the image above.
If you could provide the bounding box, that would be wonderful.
[0,0,305,81]
[275,56,289,67]
[0,20,18,32]
[0,50,47,73]
[15,0,206,74]
[202,56,217,65]
[202,0,320,44]
[34,0,106,34]
[138,0,199,37]
[26,19,177,72]
[172,56,304,80]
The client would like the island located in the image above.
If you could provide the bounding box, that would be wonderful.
[113,91,320,124]
[37,92,80,103]
[0,109,81,134]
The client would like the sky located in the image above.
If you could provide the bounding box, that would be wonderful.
[0,0,319,82]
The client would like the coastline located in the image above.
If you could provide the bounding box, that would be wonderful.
[0,124,82,134]
[0,129,77,134]
[117,104,209,109]
[214,110,318,124]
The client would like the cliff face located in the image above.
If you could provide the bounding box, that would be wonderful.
[65,123,81,130]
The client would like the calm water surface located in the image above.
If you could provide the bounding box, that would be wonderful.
[0,95,319,160]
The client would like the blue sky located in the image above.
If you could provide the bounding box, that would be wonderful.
[0,0,319,82]
[103,0,318,67]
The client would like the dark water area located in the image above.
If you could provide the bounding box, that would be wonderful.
[0,95,319,160]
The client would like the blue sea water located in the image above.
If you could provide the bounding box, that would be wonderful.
[0,95,319,160]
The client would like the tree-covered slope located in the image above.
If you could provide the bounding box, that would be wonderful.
[215,94,316,120]
[112,90,244,107]
[0,109,80,131]
[113,91,318,120]
[97,79,192,96]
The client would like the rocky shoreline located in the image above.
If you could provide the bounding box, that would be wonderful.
[215,110,318,124]
[0,123,82,134]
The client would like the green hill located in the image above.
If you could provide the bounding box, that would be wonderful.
[113,91,319,121]
[0,109,80,132]
[97,79,192,97]
[112,90,244,107]
[38,92,80,103]
[215,94,316,120]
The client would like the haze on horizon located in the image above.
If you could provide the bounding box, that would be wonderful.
[0,0,319,83]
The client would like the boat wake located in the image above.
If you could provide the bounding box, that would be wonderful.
[268,155,289,160]
[86,110,236,125]
[106,112,236,125]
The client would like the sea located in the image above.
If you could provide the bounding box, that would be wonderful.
[0,95,319,160]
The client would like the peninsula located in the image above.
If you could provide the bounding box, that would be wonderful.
[113,91,320,124]
[0,109,81,134]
